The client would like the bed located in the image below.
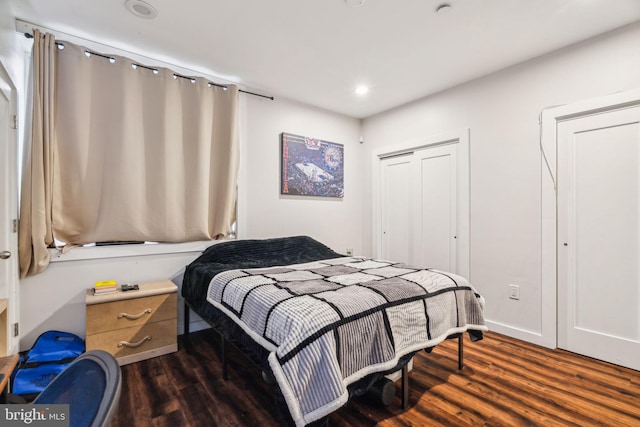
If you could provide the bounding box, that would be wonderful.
[181,236,487,426]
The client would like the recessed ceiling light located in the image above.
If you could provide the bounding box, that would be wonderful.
[355,85,369,96]
[345,0,366,8]
[124,0,158,19]
[436,3,452,14]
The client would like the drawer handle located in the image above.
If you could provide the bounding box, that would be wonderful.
[118,336,152,348]
[118,308,152,320]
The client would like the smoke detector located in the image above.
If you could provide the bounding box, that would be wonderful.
[124,0,158,19]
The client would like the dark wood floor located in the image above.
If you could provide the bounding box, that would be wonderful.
[112,329,640,426]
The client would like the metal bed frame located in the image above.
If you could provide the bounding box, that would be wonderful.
[183,301,465,411]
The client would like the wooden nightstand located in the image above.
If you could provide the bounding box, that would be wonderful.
[85,280,178,365]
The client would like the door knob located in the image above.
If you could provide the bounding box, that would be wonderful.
[0,251,11,260]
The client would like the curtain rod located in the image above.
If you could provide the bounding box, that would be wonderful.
[24,32,274,101]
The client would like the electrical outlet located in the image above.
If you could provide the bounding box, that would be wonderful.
[346,248,354,256]
[509,284,520,300]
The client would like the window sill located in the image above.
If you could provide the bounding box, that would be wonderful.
[48,240,216,263]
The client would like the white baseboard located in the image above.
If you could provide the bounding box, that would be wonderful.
[485,320,555,349]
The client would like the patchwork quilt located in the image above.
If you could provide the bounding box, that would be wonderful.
[206,256,487,426]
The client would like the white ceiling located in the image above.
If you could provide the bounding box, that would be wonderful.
[7,0,640,118]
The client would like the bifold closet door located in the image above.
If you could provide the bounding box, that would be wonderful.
[379,144,457,271]
[413,145,457,272]
[380,154,413,264]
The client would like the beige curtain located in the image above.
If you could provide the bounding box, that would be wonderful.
[18,30,57,278]
[52,41,239,245]
[19,38,239,277]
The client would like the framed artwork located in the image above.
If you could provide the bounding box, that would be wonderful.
[280,132,344,198]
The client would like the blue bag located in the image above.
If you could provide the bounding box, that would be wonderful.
[11,330,85,399]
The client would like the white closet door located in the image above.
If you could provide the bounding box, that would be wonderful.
[379,144,458,271]
[380,154,413,263]
[557,105,640,370]
[413,145,457,271]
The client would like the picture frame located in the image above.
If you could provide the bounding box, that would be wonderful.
[280,132,344,198]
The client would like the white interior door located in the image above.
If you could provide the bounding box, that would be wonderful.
[557,105,640,370]
[0,63,19,355]
[380,153,413,263]
[413,145,457,272]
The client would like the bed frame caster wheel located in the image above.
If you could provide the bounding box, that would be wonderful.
[262,370,276,385]
[365,377,396,407]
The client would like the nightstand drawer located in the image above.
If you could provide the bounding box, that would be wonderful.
[86,318,177,360]
[86,293,177,335]
[85,280,178,365]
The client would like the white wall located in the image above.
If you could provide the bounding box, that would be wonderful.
[239,95,363,254]
[361,22,640,345]
[0,2,23,86]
